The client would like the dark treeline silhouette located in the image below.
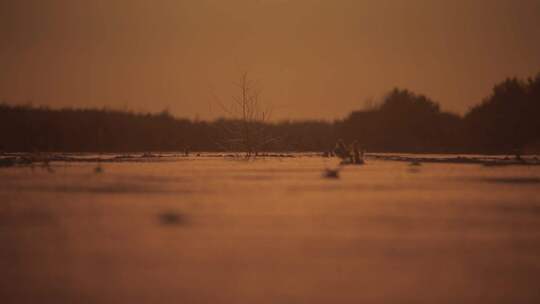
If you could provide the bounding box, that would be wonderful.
[0,106,337,153]
[339,89,463,152]
[464,75,540,153]
[1,73,539,154]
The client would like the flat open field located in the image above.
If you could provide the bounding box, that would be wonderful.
[1,155,540,303]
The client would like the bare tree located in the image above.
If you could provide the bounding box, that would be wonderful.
[216,72,274,157]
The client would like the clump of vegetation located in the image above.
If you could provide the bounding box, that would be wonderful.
[159,211,189,227]
[333,139,365,165]
[94,164,104,174]
[323,168,340,179]
[0,158,16,168]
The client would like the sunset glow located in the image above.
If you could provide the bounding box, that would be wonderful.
[2,0,539,119]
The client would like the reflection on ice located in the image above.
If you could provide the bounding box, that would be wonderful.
[1,155,540,304]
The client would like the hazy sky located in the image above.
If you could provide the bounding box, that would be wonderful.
[1,0,539,120]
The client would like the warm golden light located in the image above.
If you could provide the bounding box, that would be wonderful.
[1,2,540,304]
[1,0,539,120]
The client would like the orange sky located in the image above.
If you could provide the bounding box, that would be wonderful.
[1,0,539,120]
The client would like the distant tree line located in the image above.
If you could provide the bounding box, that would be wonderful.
[1,73,539,154]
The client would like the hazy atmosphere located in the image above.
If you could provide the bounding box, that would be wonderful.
[3,2,540,304]
[2,0,540,120]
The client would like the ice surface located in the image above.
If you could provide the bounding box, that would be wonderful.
[1,155,540,303]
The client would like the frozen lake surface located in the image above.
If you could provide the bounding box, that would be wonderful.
[1,155,540,303]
